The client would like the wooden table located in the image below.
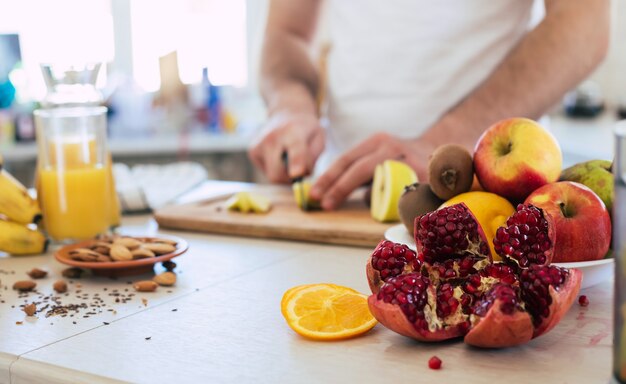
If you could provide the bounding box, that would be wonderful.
[0,215,614,384]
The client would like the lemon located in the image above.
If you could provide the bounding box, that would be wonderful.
[441,191,515,260]
[281,283,377,340]
[371,160,418,222]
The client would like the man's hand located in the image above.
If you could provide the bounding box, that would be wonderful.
[248,111,325,183]
[310,133,432,210]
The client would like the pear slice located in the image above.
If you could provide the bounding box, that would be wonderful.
[371,160,418,222]
[225,192,271,214]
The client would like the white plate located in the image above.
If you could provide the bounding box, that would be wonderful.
[384,223,613,290]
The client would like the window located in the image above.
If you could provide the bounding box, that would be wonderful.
[130,0,248,91]
[0,0,248,98]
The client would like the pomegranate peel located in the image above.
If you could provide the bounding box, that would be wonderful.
[367,296,464,342]
[464,299,533,348]
[531,268,582,338]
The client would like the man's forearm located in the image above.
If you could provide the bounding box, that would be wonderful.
[260,3,321,117]
[420,0,610,150]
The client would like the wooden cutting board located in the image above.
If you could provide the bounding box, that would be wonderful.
[154,181,393,247]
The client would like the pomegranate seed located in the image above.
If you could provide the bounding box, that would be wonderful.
[371,240,421,283]
[416,204,489,264]
[428,356,442,370]
[520,265,569,325]
[579,295,589,307]
[377,273,430,326]
[473,284,520,317]
[493,204,553,268]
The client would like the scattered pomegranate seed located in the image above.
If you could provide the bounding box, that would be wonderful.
[428,356,442,370]
[578,295,589,307]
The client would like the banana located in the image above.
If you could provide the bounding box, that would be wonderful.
[0,219,48,255]
[0,169,42,225]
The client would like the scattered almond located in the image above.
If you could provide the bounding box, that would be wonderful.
[134,280,158,292]
[23,303,36,316]
[153,271,176,286]
[27,268,48,279]
[142,243,176,255]
[110,244,133,261]
[13,280,36,292]
[53,280,68,293]
[62,267,84,278]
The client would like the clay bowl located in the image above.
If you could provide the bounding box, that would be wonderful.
[54,235,188,277]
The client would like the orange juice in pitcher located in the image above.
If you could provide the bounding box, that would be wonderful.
[34,107,117,242]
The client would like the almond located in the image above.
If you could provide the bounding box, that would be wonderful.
[110,244,133,261]
[71,253,98,262]
[27,268,48,279]
[13,280,36,292]
[23,303,36,316]
[142,243,176,255]
[53,280,68,293]
[152,238,178,246]
[131,247,155,259]
[134,280,158,292]
[153,271,176,286]
[96,255,113,263]
[114,237,143,250]
[92,246,111,255]
[69,248,101,257]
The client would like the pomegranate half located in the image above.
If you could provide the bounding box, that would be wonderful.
[366,203,582,348]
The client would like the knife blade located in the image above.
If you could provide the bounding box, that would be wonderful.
[281,151,308,211]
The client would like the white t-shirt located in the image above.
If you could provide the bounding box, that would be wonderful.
[316,0,536,171]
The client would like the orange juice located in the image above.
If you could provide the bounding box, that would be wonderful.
[39,166,110,241]
[37,139,121,230]
[49,139,97,167]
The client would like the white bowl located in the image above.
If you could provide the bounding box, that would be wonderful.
[384,224,613,290]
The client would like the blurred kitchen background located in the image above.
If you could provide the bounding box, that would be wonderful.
[0,0,625,192]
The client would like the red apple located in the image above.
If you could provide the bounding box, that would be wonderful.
[474,118,562,202]
[524,181,611,262]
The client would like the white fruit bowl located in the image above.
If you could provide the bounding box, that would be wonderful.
[384,224,613,290]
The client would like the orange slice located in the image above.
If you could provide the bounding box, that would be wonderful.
[281,283,377,340]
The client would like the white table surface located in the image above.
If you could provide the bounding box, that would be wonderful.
[0,215,614,384]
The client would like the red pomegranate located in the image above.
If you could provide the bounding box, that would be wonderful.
[366,203,582,348]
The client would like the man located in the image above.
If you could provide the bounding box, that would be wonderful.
[249,0,609,210]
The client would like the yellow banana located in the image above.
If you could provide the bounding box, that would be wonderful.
[0,219,48,255]
[0,169,42,224]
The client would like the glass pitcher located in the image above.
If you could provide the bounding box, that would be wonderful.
[37,62,121,228]
[34,107,113,242]
[40,63,103,108]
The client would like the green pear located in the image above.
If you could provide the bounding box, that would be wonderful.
[560,160,613,213]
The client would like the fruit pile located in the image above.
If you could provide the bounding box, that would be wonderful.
[397,117,612,264]
[365,117,612,347]
[0,155,47,255]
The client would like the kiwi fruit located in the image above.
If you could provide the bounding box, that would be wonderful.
[428,144,474,200]
[398,183,444,236]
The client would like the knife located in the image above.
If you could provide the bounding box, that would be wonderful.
[281,151,308,211]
